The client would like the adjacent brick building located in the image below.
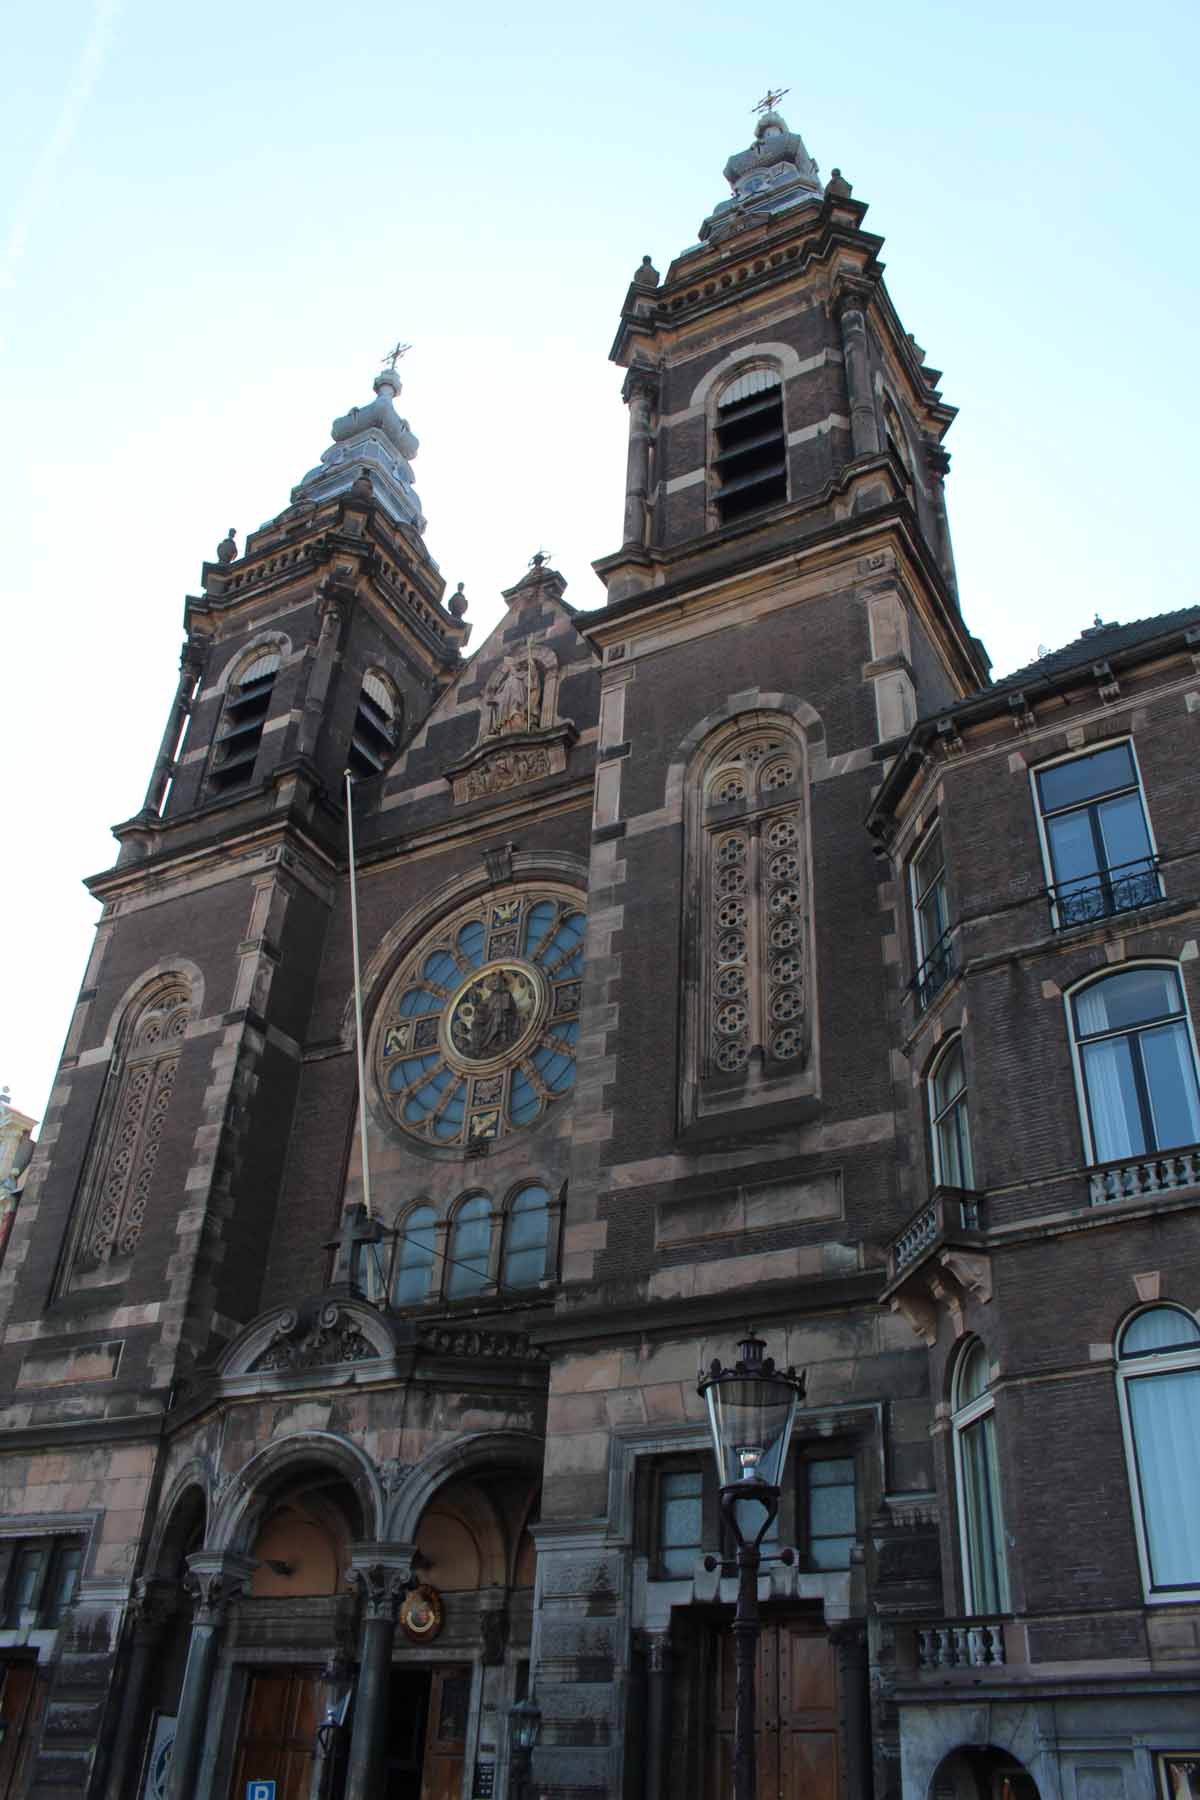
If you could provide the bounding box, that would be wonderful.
[0,105,1196,1800]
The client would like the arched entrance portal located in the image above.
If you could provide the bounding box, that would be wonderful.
[381,1465,538,1800]
[227,1468,364,1799]
[931,1745,1040,1800]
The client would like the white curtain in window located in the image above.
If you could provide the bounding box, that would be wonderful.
[1127,1367,1200,1587]
[1080,1038,1142,1160]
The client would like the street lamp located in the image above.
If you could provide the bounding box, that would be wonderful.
[698,1329,806,1800]
[508,1695,541,1799]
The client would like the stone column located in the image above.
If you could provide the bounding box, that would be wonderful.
[831,1623,872,1800]
[167,1551,255,1800]
[836,285,881,459]
[343,1547,413,1800]
[643,1629,672,1800]
[142,641,206,816]
[104,1578,179,1800]
[621,365,660,548]
[297,588,345,759]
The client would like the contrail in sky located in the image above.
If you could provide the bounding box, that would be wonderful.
[0,0,122,299]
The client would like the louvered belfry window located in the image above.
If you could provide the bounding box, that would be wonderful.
[348,671,400,777]
[713,368,787,525]
[210,649,280,791]
[73,980,192,1275]
[704,730,807,1075]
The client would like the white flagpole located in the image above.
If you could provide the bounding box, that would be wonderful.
[345,770,373,1219]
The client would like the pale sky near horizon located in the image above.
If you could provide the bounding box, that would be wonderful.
[2,0,1198,1128]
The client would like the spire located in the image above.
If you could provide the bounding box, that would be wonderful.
[699,107,822,243]
[291,365,427,531]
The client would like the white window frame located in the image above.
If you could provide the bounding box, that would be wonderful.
[1029,736,1161,931]
[1115,1304,1200,1604]
[909,824,953,1009]
[1064,962,1200,1167]
[951,1340,1011,1615]
[928,1033,975,1190]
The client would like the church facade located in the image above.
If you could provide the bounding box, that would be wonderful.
[1,107,1198,1800]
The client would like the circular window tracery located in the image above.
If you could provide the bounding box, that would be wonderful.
[375,887,585,1148]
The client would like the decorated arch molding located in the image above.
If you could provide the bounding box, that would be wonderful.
[209,1429,385,1552]
[664,692,826,815]
[145,1460,210,1575]
[385,1428,544,1542]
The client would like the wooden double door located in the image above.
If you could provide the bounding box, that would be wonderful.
[231,1663,470,1800]
[671,1615,841,1800]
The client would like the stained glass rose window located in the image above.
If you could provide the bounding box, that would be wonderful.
[374,887,584,1147]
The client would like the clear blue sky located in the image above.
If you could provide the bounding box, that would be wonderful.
[2,0,1198,1124]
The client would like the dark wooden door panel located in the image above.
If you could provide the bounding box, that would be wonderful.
[231,1667,321,1800]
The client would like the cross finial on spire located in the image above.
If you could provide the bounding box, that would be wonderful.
[381,341,412,372]
[752,86,790,115]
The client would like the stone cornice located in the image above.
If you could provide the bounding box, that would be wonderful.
[534,1269,885,1352]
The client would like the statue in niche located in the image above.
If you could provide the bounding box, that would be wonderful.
[483,647,546,738]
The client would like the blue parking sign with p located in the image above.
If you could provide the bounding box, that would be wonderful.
[247,1784,276,1800]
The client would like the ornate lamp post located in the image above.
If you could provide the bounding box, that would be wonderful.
[508,1695,541,1799]
[698,1330,806,1800]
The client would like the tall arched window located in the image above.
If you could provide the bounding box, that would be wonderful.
[445,1193,492,1299]
[697,721,809,1081]
[712,367,786,525]
[1116,1305,1200,1597]
[393,1205,437,1307]
[952,1340,1010,1614]
[501,1184,551,1290]
[349,671,401,778]
[210,648,280,792]
[68,978,192,1287]
[929,1037,974,1188]
[1069,966,1200,1164]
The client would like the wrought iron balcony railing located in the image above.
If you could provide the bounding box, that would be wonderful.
[910,926,958,1013]
[1088,1144,1200,1207]
[887,1187,986,1283]
[1048,855,1161,930]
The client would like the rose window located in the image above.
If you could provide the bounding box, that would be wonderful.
[375,887,585,1147]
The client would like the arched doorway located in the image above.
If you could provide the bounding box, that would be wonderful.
[226,1466,365,1800]
[384,1465,538,1800]
[930,1745,1040,1800]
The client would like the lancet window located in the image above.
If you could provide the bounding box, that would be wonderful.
[700,726,808,1077]
[69,978,192,1283]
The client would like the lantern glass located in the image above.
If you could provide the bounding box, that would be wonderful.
[702,1367,800,1492]
[509,1696,541,1752]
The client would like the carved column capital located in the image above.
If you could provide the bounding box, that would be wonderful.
[347,1545,414,1622]
[183,1551,256,1626]
[127,1575,179,1641]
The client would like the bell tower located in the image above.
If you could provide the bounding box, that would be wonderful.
[595,104,988,719]
[118,363,469,865]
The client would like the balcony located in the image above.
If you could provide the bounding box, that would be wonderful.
[915,1617,1008,1670]
[910,927,958,1014]
[882,1188,990,1345]
[887,1187,986,1284]
[1088,1143,1200,1207]
[893,1616,1021,1677]
[1048,855,1161,931]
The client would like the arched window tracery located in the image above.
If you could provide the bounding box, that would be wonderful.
[700,726,809,1077]
[67,977,193,1286]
